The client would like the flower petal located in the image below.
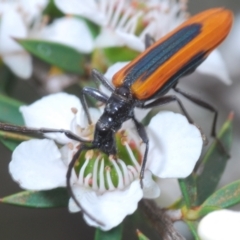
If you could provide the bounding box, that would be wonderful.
[147,111,202,178]
[115,30,145,52]
[3,53,32,79]
[196,49,232,85]
[54,0,105,25]
[9,139,67,190]
[69,180,143,230]
[94,28,124,48]
[104,61,129,81]
[19,0,48,24]
[0,9,27,53]
[20,93,83,144]
[142,170,160,199]
[39,17,94,53]
[198,209,240,240]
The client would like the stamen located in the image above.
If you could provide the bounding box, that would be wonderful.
[117,8,132,28]
[124,11,143,34]
[84,173,92,187]
[78,158,90,184]
[117,159,130,185]
[99,158,106,192]
[106,166,115,190]
[92,155,101,190]
[124,142,141,171]
[110,0,125,28]
[106,0,116,27]
[127,165,139,178]
[128,167,135,182]
[110,158,124,189]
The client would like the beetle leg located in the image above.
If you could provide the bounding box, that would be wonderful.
[0,123,91,143]
[140,95,208,145]
[173,86,230,157]
[80,87,109,125]
[144,34,156,49]
[66,144,105,226]
[141,95,194,122]
[132,116,149,188]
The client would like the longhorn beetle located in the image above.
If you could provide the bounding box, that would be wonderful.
[0,8,233,226]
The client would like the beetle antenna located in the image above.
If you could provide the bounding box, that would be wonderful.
[66,144,105,226]
[92,69,115,92]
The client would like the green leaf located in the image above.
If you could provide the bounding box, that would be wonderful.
[178,174,197,208]
[0,94,25,150]
[197,180,240,217]
[94,224,123,240]
[104,46,139,65]
[196,113,233,204]
[0,65,17,94]
[136,229,149,240]
[185,221,200,240]
[17,39,88,74]
[0,138,19,151]
[0,188,68,208]
[0,94,24,124]
[76,17,100,39]
[92,47,139,72]
[43,0,64,18]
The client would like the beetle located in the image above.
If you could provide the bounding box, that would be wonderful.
[0,8,233,226]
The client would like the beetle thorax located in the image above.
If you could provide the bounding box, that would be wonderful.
[92,86,136,155]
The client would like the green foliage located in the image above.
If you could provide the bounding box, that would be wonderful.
[1,188,68,208]
[94,225,123,240]
[0,94,25,150]
[136,229,150,240]
[198,180,240,217]
[196,113,233,204]
[0,94,24,125]
[178,114,234,239]
[17,39,88,74]
[185,221,200,240]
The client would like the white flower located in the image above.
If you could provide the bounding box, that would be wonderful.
[53,0,231,84]
[9,91,202,230]
[34,17,94,54]
[198,209,240,240]
[54,0,188,52]
[0,0,48,78]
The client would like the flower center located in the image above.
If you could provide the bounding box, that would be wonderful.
[74,130,143,193]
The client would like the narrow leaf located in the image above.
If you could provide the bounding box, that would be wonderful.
[0,94,24,124]
[17,39,87,74]
[94,224,123,240]
[0,131,31,151]
[136,229,150,240]
[0,139,20,151]
[92,47,139,72]
[196,113,233,204]
[0,94,25,150]
[43,0,63,17]
[178,174,197,208]
[198,180,240,217]
[104,46,139,65]
[0,188,68,208]
[185,221,200,240]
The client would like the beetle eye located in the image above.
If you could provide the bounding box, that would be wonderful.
[115,86,130,98]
